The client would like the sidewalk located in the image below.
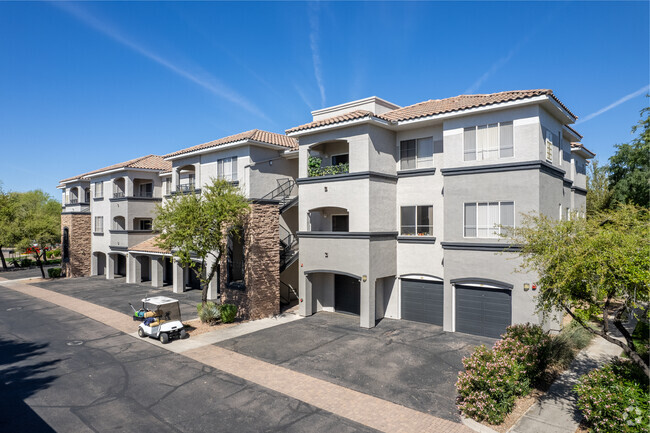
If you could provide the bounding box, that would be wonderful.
[509,336,622,433]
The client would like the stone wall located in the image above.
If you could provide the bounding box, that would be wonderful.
[220,203,280,320]
[61,213,91,278]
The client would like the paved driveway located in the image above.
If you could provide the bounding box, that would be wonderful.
[216,312,495,422]
[0,287,377,433]
[32,276,203,320]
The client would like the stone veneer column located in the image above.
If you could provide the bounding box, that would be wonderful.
[244,203,280,320]
[61,213,91,278]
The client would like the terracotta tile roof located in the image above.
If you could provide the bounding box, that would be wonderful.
[571,142,595,157]
[128,236,170,254]
[60,155,171,183]
[59,173,88,183]
[286,89,577,134]
[285,110,376,134]
[165,129,298,158]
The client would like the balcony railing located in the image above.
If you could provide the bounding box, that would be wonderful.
[113,191,125,198]
[68,199,79,204]
[134,191,153,198]
[176,183,196,193]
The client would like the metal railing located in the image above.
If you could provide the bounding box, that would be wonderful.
[176,183,196,193]
[113,191,125,198]
[135,191,153,198]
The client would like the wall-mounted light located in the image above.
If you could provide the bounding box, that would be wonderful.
[269,160,273,166]
[362,275,367,282]
[523,283,530,292]
[532,284,537,291]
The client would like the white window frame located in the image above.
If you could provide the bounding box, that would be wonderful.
[400,204,434,236]
[463,201,515,238]
[94,182,103,198]
[217,156,238,182]
[399,136,434,170]
[94,216,103,233]
[463,122,515,162]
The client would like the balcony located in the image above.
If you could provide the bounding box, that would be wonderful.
[308,156,349,177]
[113,191,125,198]
[63,200,90,214]
[173,183,201,195]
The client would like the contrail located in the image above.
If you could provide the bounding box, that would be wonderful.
[576,85,649,125]
[53,2,271,122]
[309,2,326,107]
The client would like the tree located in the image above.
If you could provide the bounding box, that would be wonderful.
[608,106,650,208]
[11,190,61,278]
[0,183,19,270]
[586,159,612,216]
[508,205,650,377]
[154,179,249,305]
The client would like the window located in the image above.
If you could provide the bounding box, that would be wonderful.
[138,182,153,198]
[400,137,433,170]
[217,156,238,182]
[464,122,514,161]
[331,154,349,166]
[331,215,349,232]
[464,201,514,238]
[94,216,103,233]
[139,219,152,230]
[400,205,433,236]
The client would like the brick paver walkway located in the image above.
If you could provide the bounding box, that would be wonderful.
[0,279,472,433]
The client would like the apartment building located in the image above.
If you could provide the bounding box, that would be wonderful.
[59,130,299,320]
[286,90,594,338]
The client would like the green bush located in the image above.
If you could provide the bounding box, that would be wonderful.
[457,324,551,424]
[575,360,649,433]
[196,302,220,324]
[547,320,594,369]
[47,268,62,278]
[307,155,350,177]
[219,304,237,323]
[46,249,61,259]
[630,317,649,364]
[20,258,33,267]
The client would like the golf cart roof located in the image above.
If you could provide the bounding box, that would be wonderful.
[141,296,179,306]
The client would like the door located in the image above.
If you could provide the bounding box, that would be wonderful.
[116,255,127,276]
[334,274,360,315]
[455,285,511,338]
[401,279,443,325]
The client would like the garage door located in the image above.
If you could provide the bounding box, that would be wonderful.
[401,279,443,325]
[334,274,360,315]
[456,285,511,338]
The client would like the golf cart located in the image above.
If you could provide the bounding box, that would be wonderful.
[131,296,186,344]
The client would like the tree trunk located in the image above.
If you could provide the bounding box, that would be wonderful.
[563,305,650,378]
[0,246,7,271]
[35,252,46,279]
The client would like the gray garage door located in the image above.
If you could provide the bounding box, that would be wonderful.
[401,279,444,325]
[456,285,511,338]
[334,274,360,315]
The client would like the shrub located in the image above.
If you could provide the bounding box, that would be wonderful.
[575,360,649,433]
[46,249,61,259]
[547,320,594,369]
[501,323,552,379]
[20,258,33,267]
[456,344,530,424]
[219,304,237,323]
[196,302,220,324]
[47,268,62,278]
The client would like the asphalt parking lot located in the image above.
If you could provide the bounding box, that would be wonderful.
[0,287,378,433]
[32,275,203,320]
[216,311,495,422]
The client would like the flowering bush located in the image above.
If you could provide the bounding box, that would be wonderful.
[575,360,649,433]
[456,324,551,424]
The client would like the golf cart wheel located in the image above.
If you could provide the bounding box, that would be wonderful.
[138,328,146,338]
[159,333,169,344]
[180,329,187,339]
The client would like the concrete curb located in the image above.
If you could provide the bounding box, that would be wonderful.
[461,417,500,433]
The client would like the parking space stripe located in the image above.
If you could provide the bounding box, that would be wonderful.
[0,280,472,433]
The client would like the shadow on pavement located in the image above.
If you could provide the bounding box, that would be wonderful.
[0,338,60,432]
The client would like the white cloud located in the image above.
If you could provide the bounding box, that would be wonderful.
[309,2,326,107]
[54,2,270,122]
[576,85,650,125]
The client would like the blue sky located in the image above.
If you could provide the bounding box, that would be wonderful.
[1,1,648,198]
